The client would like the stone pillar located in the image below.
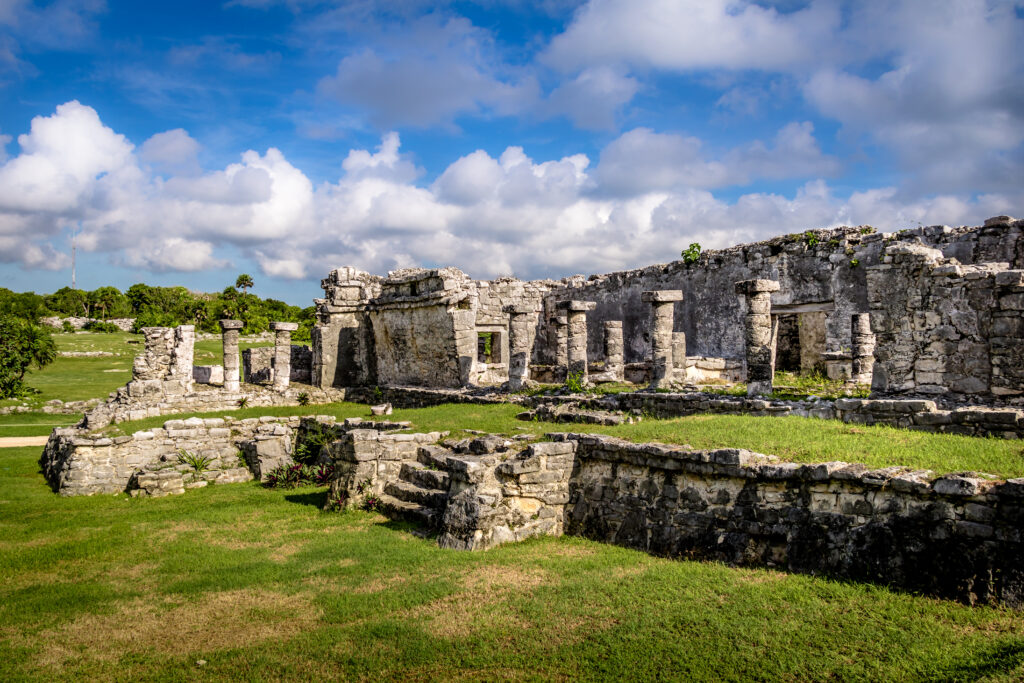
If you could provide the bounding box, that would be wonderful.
[851,313,875,384]
[735,280,780,396]
[219,319,243,392]
[642,290,683,389]
[672,332,687,370]
[556,301,596,384]
[553,315,569,373]
[270,321,298,391]
[603,321,624,380]
[503,305,536,391]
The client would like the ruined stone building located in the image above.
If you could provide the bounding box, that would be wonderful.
[311,217,1024,404]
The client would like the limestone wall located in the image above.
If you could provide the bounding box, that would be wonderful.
[560,432,1024,607]
[536,220,1024,372]
[439,440,575,550]
[40,415,305,497]
[868,241,1024,401]
[312,267,381,387]
[540,226,881,365]
[41,316,136,331]
[242,345,313,384]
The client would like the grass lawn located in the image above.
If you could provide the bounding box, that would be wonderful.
[96,401,1024,479]
[1,444,1023,681]
[0,331,283,409]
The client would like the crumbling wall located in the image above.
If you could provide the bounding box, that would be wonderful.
[541,227,880,366]
[368,268,479,388]
[867,241,1024,401]
[313,267,381,388]
[561,433,1024,607]
[536,220,1024,372]
[242,345,313,384]
[129,325,195,397]
[40,415,302,496]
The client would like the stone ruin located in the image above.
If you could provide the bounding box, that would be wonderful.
[69,215,1024,434]
[308,216,1024,405]
[42,215,1024,607]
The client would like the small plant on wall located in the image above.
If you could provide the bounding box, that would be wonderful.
[681,242,702,264]
[564,370,587,394]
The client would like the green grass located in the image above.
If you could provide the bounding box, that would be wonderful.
[1,444,1023,681]
[0,331,287,409]
[0,412,79,438]
[94,402,1024,479]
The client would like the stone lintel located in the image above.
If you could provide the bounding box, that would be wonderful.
[219,319,244,331]
[735,279,781,296]
[502,304,535,316]
[641,290,683,303]
[269,321,299,331]
[984,215,1017,227]
[556,300,597,312]
[603,320,623,328]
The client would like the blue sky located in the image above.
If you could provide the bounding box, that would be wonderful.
[0,0,1022,305]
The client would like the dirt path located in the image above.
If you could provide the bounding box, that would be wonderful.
[0,436,49,448]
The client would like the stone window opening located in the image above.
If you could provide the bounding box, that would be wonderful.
[772,310,828,375]
[477,331,502,364]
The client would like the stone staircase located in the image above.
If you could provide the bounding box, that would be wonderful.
[378,445,453,528]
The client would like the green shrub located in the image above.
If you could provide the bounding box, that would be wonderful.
[564,370,588,394]
[83,320,120,333]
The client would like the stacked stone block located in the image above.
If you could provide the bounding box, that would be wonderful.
[219,319,243,392]
[603,321,624,380]
[850,313,875,384]
[642,290,683,389]
[867,242,1024,400]
[270,321,299,391]
[128,325,195,399]
[735,279,780,395]
[504,304,537,390]
[556,300,596,384]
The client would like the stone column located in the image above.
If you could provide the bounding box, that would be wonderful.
[219,319,243,392]
[642,290,683,389]
[603,321,624,380]
[503,305,536,391]
[270,321,298,391]
[672,332,687,370]
[556,301,596,384]
[735,280,780,396]
[851,313,875,384]
[553,315,569,373]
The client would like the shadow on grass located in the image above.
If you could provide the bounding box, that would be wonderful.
[933,639,1024,682]
[284,490,329,508]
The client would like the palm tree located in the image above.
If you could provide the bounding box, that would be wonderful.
[235,274,254,294]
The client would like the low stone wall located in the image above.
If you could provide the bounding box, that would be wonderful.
[536,392,1024,439]
[41,316,135,331]
[343,385,513,409]
[41,415,313,496]
[80,382,351,429]
[560,433,1024,607]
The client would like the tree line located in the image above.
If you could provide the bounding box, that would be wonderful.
[0,274,316,340]
[0,275,316,398]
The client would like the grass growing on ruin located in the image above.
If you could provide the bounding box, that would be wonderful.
[94,401,1024,479]
[1,444,1023,681]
